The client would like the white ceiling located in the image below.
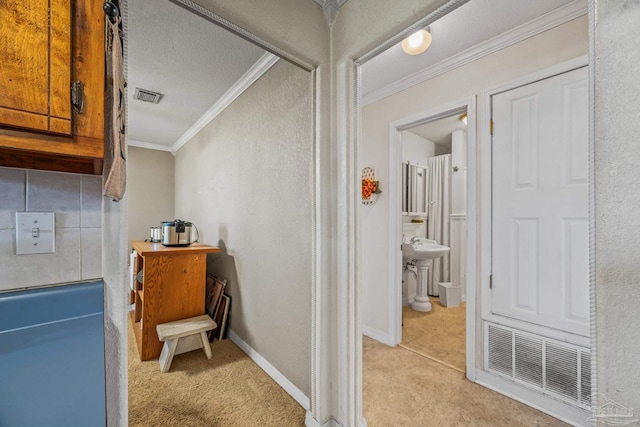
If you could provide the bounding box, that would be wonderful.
[127,0,266,149]
[408,114,468,147]
[361,0,578,100]
[127,0,582,151]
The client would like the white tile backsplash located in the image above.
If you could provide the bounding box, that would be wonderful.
[81,176,102,228]
[81,228,102,280]
[0,168,25,229]
[0,167,102,291]
[0,228,81,290]
[27,170,81,228]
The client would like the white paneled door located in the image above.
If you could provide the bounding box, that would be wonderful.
[491,67,589,337]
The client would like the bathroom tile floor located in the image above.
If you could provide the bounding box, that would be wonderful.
[401,297,466,372]
[362,298,569,426]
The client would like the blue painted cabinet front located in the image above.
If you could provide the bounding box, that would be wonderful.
[0,281,106,427]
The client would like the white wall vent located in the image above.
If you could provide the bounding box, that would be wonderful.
[133,88,163,104]
[485,322,591,408]
[515,334,543,388]
[488,325,512,376]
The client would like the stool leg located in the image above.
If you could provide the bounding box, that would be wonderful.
[159,339,179,373]
[200,331,212,359]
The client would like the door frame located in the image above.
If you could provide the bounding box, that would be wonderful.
[480,55,590,349]
[388,96,478,379]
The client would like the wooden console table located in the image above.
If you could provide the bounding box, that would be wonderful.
[129,241,219,361]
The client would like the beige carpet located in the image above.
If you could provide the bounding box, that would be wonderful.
[401,297,466,371]
[128,321,306,427]
[363,336,568,426]
[129,307,568,427]
[364,298,568,426]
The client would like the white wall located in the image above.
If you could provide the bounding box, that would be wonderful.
[402,131,437,163]
[450,129,467,299]
[360,16,588,341]
[594,0,640,414]
[174,60,312,396]
[450,129,467,215]
[0,167,102,291]
[127,147,175,242]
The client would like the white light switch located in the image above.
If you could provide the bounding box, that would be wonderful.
[16,212,55,255]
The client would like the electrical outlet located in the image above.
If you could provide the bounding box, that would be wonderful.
[15,212,55,255]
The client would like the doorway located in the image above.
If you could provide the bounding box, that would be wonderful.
[357,2,592,425]
[385,99,476,379]
[125,0,318,425]
[398,110,469,374]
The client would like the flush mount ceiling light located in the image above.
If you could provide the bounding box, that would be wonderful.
[459,113,468,125]
[401,28,432,56]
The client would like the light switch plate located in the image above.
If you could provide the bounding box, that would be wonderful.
[16,212,55,255]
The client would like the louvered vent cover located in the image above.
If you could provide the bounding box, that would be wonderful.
[488,325,512,376]
[485,322,591,408]
[515,334,543,387]
[133,88,163,104]
[546,343,578,400]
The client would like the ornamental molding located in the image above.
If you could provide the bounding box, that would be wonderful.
[311,0,348,26]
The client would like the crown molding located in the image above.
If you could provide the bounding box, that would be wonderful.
[172,52,280,153]
[311,0,348,26]
[128,139,174,153]
[362,0,587,106]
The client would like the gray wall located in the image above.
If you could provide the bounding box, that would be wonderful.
[594,0,640,414]
[127,147,175,242]
[174,60,313,395]
[0,167,102,291]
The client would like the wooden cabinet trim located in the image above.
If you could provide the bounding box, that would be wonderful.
[0,128,103,158]
[0,0,105,174]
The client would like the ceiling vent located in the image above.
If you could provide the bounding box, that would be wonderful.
[133,88,163,104]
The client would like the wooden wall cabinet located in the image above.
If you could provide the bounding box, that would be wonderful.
[130,241,220,361]
[0,0,105,175]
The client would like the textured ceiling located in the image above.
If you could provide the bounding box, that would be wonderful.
[362,0,577,99]
[127,0,266,148]
[127,0,579,151]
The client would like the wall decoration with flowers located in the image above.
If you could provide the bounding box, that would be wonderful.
[361,166,381,205]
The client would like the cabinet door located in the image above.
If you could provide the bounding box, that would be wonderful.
[0,0,72,135]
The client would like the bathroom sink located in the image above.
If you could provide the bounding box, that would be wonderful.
[402,240,450,261]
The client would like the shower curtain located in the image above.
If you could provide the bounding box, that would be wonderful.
[427,154,451,296]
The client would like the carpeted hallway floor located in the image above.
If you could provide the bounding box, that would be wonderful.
[401,297,466,372]
[128,320,306,426]
[362,298,568,426]
[128,302,569,426]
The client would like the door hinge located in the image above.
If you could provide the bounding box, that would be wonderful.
[71,80,85,114]
[489,274,493,289]
[490,119,493,135]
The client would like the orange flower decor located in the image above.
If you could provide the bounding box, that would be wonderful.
[362,178,381,199]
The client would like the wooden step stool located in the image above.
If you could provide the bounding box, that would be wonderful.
[156,315,217,373]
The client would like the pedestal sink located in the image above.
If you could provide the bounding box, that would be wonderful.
[402,238,450,312]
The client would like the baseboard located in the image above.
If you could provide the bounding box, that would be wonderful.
[305,412,340,427]
[305,412,367,427]
[475,370,591,427]
[228,329,310,410]
[362,325,392,346]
